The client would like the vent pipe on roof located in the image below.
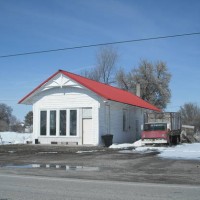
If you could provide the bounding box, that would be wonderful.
[136,84,141,97]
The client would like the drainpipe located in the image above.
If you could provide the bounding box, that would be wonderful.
[104,101,110,135]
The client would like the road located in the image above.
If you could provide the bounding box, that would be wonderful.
[0,174,200,200]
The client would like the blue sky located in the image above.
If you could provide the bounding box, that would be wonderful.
[0,0,200,121]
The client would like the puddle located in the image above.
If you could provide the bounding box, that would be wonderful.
[1,164,100,171]
[37,152,58,154]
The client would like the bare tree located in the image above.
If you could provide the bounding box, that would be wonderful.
[0,103,13,131]
[0,120,9,132]
[83,46,118,84]
[0,103,23,132]
[24,111,33,126]
[179,103,200,130]
[116,60,171,109]
[10,117,24,132]
[115,68,135,93]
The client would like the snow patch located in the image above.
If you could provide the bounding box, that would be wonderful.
[76,150,105,154]
[110,140,200,160]
[0,132,32,145]
[158,143,200,160]
[136,146,167,153]
[109,139,143,149]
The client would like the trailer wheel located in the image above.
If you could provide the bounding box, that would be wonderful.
[168,136,172,146]
[171,136,178,145]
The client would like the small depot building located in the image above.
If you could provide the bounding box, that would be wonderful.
[19,69,160,145]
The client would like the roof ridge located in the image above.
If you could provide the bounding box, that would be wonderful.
[60,69,137,95]
[19,69,160,112]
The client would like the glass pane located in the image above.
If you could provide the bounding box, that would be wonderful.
[50,110,56,136]
[40,111,47,135]
[144,123,167,131]
[70,110,77,136]
[60,110,66,136]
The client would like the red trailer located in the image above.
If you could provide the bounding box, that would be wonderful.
[141,112,181,145]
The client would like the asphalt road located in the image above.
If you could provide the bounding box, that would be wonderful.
[0,174,200,200]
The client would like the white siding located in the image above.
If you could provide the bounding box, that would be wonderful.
[33,87,101,145]
[28,73,146,146]
[99,101,144,144]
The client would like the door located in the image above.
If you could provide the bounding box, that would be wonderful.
[83,119,93,145]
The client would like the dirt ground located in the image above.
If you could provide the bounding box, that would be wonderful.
[0,144,200,185]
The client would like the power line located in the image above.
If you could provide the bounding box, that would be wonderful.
[1,32,200,58]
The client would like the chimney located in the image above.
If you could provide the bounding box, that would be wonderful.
[136,84,140,97]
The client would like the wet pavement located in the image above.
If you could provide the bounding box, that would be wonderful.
[1,144,200,185]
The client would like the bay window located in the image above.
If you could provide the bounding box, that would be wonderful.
[40,109,78,137]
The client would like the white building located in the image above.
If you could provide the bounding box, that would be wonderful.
[19,70,159,145]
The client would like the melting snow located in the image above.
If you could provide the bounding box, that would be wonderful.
[110,140,200,160]
[109,139,143,149]
[0,132,32,145]
[158,143,200,160]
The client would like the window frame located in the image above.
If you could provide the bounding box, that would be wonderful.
[39,109,79,137]
[59,110,67,136]
[40,110,47,136]
[50,110,57,136]
[69,109,78,136]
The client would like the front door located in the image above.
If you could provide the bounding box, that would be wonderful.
[83,119,93,145]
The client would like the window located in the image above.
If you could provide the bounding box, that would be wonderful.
[40,111,47,135]
[50,110,56,136]
[123,109,128,131]
[70,110,77,136]
[40,109,78,137]
[60,110,66,136]
[82,108,92,119]
[144,123,167,131]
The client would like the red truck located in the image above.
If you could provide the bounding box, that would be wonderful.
[141,112,181,145]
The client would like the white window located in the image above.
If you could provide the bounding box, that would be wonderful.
[40,109,78,137]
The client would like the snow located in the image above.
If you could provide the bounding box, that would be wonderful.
[109,139,143,149]
[1,133,200,160]
[158,143,200,160]
[110,139,200,160]
[0,132,32,145]
[76,150,105,154]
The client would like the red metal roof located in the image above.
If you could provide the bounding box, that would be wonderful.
[19,69,160,112]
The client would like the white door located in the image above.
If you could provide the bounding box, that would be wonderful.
[83,119,93,145]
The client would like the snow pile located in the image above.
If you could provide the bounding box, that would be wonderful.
[135,143,200,160]
[0,132,32,145]
[158,143,200,160]
[110,143,135,149]
[111,139,200,160]
[109,139,143,149]
[136,146,167,153]
[132,139,143,147]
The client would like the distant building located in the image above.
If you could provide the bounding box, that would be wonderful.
[19,70,159,145]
